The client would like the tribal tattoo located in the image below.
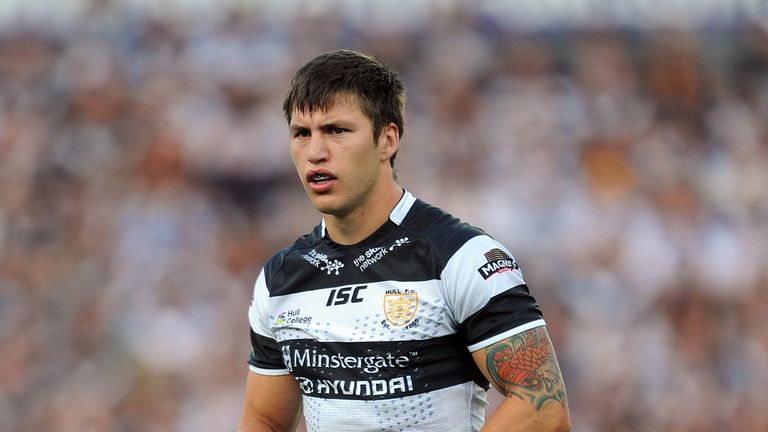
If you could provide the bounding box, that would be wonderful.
[484,326,567,410]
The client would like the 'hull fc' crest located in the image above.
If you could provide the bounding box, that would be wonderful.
[477,248,519,280]
[383,290,418,326]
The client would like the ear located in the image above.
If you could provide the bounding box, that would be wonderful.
[378,122,400,162]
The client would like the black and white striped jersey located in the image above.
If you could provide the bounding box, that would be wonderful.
[248,191,544,431]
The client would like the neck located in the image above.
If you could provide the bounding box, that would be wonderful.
[324,183,403,245]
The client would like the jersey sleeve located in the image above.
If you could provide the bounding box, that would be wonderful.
[440,235,545,352]
[247,269,289,375]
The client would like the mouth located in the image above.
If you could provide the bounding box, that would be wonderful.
[306,170,337,188]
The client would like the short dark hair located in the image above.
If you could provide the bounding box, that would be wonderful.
[283,49,406,168]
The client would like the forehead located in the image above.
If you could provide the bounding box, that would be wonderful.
[290,94,367,125]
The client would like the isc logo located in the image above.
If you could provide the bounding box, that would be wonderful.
[326,285,367,306]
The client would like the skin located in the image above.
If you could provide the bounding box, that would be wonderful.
[237,373,302,432]
[239,94,571,431]
[288,94,402,245]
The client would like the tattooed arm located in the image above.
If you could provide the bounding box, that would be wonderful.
[471,325,571,432]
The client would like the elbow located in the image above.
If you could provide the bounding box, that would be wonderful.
[540,403,571,432]
[555,409,572,432]
[531,402,571,432]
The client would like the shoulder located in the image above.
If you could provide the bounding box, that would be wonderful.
[402,199,488,266]
[262,223,323,285]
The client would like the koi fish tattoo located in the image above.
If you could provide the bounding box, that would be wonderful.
[485,326,568,410]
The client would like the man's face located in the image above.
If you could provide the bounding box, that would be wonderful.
[289,95,389,217]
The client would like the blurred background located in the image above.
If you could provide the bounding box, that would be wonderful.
[1,0,767,431]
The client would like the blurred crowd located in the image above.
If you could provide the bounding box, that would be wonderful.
[1,1,767,431]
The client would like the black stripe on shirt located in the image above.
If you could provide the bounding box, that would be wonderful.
[267,238,441,296]
[459,284,543,349]
[262,200,487,296]
[248,330,285,371]
[273,335,488,400]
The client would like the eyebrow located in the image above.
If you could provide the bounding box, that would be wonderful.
[289,124,308,135]
[289,120,355,133]
[321,121,354,130]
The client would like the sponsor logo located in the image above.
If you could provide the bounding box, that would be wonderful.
[353,237,409,271]
[287,348,411,373]
[302,249,345,276]
[477,248,519,280]
[297,377,314,393]
[282,345,419,397]
[326,285,367,306]
[296,376,414,397]
[382,289,419,327]
[273,308,313,327]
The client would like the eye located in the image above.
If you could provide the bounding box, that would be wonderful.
[294,128,310,138]
[331,127,346,135]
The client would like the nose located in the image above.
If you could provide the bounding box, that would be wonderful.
[306,133,329,164]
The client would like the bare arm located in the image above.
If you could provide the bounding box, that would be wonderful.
[237,372,303,432]
[472,326,571,432]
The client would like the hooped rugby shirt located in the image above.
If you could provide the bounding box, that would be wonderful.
[248,190,544,431]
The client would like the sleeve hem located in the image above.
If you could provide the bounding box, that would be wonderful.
[248,365,290,376]
[466,319,546,352]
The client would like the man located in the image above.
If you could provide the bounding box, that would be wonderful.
[238,49,571,432]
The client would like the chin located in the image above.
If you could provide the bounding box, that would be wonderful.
[309,195,345,216]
